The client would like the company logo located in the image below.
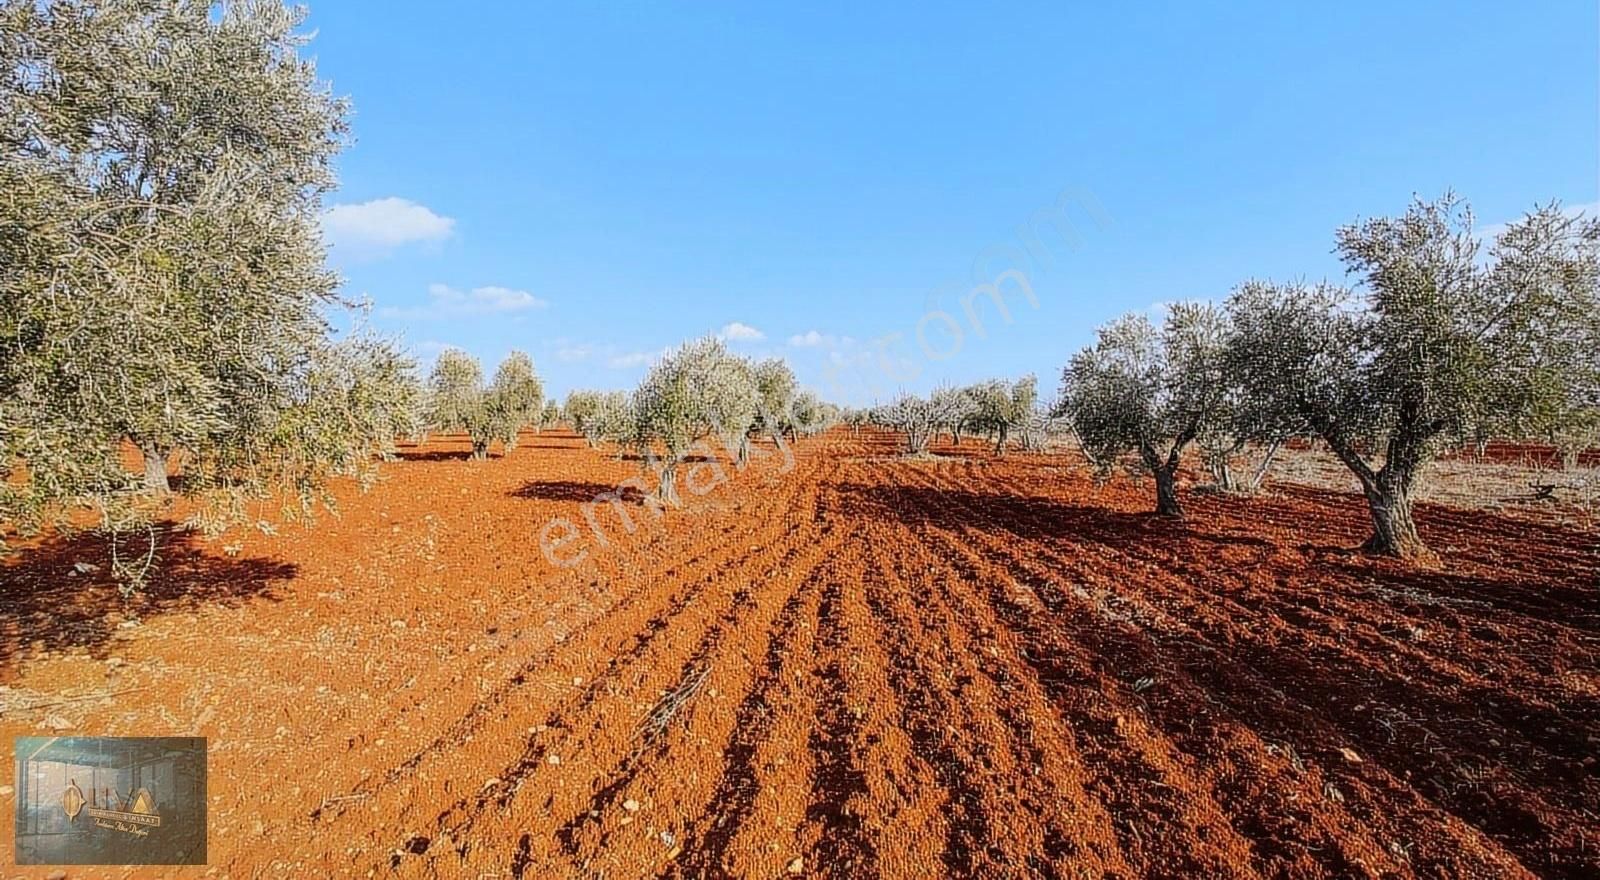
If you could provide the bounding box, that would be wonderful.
[15,736,206,866]
[63,779,164,835]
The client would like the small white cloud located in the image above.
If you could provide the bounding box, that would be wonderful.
[322,197,455,255]
[556,343,595,362]
[717,322,765,342]
[380,283,548,319]
[438,284,547,312]
[788,330,832,347]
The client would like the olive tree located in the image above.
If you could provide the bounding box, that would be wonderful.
[538,399,562,433]
[2,0,349,490]
[788,391,838,438]
[427,349,501,459]
[1059,303,1231,517]
[563,391,605,446]
[1194,348,1307,493]
[1228,195,1600,558]
[631,337,748,506]
[970,375,1038,456]
[490,351,544,451]
[753,358,800,441]
[564,389,633,448]
[699,355,760,466]
[1549,410,1599,471]
[0,0,424,585]
[843,407,871,436]
[932,385,979,446]
[226,331,421,514]
[590,392,636,450]
[878,393,942,455]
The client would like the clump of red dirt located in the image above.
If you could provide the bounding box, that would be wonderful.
[2,430,1596,879]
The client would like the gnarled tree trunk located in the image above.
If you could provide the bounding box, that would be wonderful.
[1325,424,1433,560]
[994,424,1009,457]
[1359,473,1427,558]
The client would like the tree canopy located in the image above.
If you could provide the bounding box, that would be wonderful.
[1228,194,1600,556]
[0,0,420,585]
[1059,303,1231,517]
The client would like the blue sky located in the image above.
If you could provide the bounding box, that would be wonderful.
[308,2,1597,406]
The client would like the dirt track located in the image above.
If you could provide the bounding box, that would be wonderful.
[3,430,1597,879]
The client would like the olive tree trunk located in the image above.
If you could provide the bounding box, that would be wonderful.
[1139,438,1189,518]
[657,458,682,507]
[1207,454,1235,492]
[1153,464,1183,518]
[1246,439,1282,493]
[1325,427,1432,560]
[994,424,1009,457]
[1359,472,1426,558]
[140,443,172,493]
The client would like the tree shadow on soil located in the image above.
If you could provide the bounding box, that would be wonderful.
[1252,485,1600,635]
[616,453,720,464]
[393,448,493,462]
[843,479,1599,875]
[839,481,1597,628]
[834,482,1277,556]
[1002,578,1597,877]
[509,480,646,503]
[0,527,297,680]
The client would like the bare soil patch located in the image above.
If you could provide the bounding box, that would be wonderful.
[2,430,1596,878]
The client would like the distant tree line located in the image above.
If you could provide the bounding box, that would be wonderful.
[560,341,837,506]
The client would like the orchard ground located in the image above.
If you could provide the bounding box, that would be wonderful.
[1,429,1597,879]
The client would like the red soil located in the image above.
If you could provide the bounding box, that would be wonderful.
[2,430,1597,879]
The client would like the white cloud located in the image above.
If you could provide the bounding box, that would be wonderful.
[380,283,548,319]
[437,284,547,312]
[322,197,456,255]
[717,321,765,342]
[556,343,595,362]
[788,330,831,347]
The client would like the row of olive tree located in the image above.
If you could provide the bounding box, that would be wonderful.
[561,342,837,505]
[0,0,424,588]
[869,376,1044,456]
[1059,194,1599,559]
[562,390,632,448]
[424,350,547,459]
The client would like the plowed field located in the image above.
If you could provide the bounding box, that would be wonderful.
[3,430,1597,879]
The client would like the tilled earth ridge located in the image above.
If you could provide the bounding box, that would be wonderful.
[2,430,1596,879]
